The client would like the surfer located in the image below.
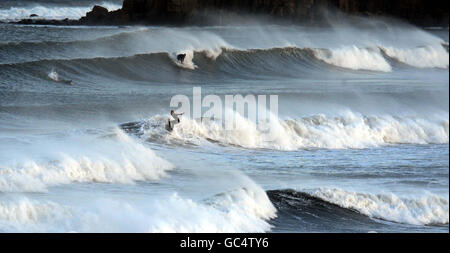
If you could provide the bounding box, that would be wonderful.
[167,110,184,131]
[177,53,186,64]
[48,69,73,85]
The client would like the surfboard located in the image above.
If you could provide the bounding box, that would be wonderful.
[61,79,73,85]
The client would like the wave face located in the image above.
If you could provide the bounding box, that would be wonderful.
[1,44,448,87]
[122,112,449,150]
[0,21,448,233]
[311,188,449,226]
[381,45,449,68]
[0,185,276,232]
[268,189,448,230]
[0,24,448,75]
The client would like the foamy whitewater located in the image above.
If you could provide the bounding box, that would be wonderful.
[0,1,448,233]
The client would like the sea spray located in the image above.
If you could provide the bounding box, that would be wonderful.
[137,112,449,150]
[311,188,449,225]
[313,46,392,72]
[0,129,173,192]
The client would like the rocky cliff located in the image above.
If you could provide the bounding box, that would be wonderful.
[16,0,449,27]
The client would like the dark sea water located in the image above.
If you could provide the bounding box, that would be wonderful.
[0,1,448,232]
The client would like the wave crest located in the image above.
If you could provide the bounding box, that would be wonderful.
[0,186,276,232]
[381,45,449,68]
[0,129,173,192]
[313,46,392,72]
[131,112,449,150]
[311,188,449,225]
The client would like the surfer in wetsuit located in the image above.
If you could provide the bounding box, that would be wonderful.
[168,110,184,130]
[177,53,186,64]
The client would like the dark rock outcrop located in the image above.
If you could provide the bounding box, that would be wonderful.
[80,0,449,27]
[15,18,79,26]
[84,5,109,21]
[78,5,132,25]
[13,0,450,27]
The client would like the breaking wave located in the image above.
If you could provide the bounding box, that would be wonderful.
[0,185,276,232]
[1,46,448,88]
[312,46,392,72]
[0,129,173,192]
[381,45,449,68]
[1,44,448,85]
[268,189,448,227]
[311,188,449,225]
[123,112,449,150]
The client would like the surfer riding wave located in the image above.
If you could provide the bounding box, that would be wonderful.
[177,53,186,64]
[166,110,184,131]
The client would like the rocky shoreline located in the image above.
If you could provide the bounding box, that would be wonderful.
[10,0,449,27]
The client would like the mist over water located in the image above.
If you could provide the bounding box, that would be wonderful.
[0,1,448,233]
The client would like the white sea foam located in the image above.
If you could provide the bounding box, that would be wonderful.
[382,45,449,68]
[0,198,72,232]
[0,129,173,192]
[148,186,276,233]
[311,188,449,225]
[0,184,276,232]
[313,46,392,72]
[95,28,230,67]
[0,3,121,21]
[147,111,449,150]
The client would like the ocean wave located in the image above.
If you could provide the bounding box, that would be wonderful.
[310,188,449,226]
[381,45,449,69]
[0,2,121,21]
[0,27,146,50]
[0,129,173,192]
[149,186,276,233]
[0,185,276,232]
[0,47,320,83]
[312,46,392,72]
[0,198,73,232]
[2,187,446,232]
[1,22,447,73]
[2,45,447,84]
[0,27,231,66]
[128,112,449,150]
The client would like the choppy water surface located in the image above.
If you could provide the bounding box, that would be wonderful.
[0,1,448,233]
